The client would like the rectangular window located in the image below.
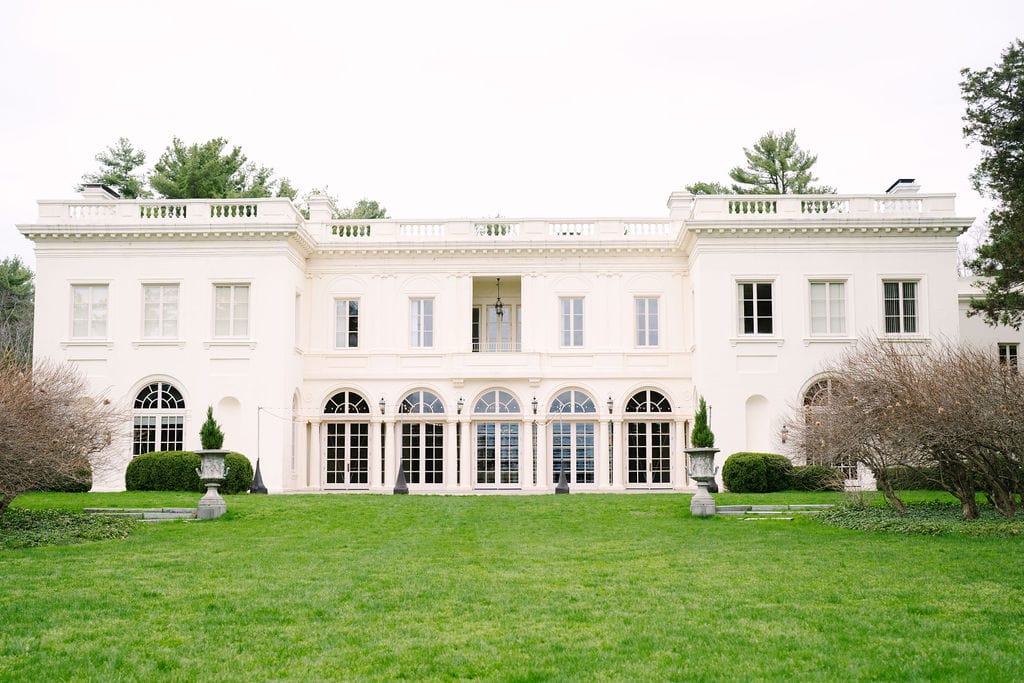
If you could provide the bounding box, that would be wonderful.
[142,284,179,338]
[410,298,434,348]
[635,297,660,346]
[214,284,249,337]
[560,297,584,347]
[334,299,359,348]
[738,282,773,335]
[71,284,109,338]
[809,281,846,335]
[999,343,1019,368]
[883,281,917,334]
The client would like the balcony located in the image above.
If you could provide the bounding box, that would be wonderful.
[472,276,521,353]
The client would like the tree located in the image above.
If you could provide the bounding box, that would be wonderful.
[79,137,152,198]
[337,198,388,219]
[0,257,34,363]
[686,129,834,195]
[199,406,225,450]
[149,137,295,200]
[690,396,715,448]
[0,358,122,515]
[962,40,1024,328]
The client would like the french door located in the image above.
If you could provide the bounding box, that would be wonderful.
[324,422,369,488]
[626,421,671,487]
[401,422,444,485]
[551,422,595,485]
[476,422,519,487]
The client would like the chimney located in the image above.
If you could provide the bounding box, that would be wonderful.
[79,183,120,200]
[885,178,920,195]
[306,194,337,222]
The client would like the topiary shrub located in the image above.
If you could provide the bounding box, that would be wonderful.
[722,452,794,493]
[790,464,844,491]
[199,406,225,450]
[126,451,254,494]
[690,396,715,448]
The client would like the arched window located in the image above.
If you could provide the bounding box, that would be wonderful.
[802,377,856,479]
[474,389,521,487]
[323,390,370,488]
[549,390,597,485]
[132,382,186,455]
[625,389,673,487]
[803,378,836,409]
[399,391,445,485]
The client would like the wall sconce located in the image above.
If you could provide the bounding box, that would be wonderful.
[457,396,465,415]
[379,397,386,415]
[531,396,538,414]
[780,424,789,444]
[607,395,614,414]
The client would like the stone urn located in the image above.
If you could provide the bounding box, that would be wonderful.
[195,449,230,519]
[685,447,719,517]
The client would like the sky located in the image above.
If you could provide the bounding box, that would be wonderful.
[1,0,1021,268]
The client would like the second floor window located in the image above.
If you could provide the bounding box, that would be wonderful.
[883,281,917,334]
[809,281,845,335]
[999,343,1018,368]
[739,282,773,335]
[335,299,359,348]
[71,284,108,338]
[143,284,179,338]
[410,298,434,348]
[635,297,659,347]
[214,284,249,337]
[560,297,584,347]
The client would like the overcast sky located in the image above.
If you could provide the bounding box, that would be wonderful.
[2,0,1021,267]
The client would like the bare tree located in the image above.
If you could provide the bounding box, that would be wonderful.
[0,356,123,515]
[789,338,1024,519]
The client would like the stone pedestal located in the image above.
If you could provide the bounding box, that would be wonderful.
[685,447,719,517]
[197,483,227,519]
[195,449,229,520]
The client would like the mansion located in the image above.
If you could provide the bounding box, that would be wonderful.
[18,180,1013,493]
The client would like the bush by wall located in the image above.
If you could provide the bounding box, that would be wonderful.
[31,468,92,493]
[790,464,844,492]
[722,452,794,493]
[125,451,254,494]
[883,466,945,491]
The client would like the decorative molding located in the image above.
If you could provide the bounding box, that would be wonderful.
[203,340,257,350]
[728,337,786,348]
[59,339,113,350]
[131,340,186,349]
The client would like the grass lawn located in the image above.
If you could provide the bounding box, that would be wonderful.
[2,491,1022,681]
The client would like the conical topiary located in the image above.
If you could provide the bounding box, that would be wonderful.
[690,396,715,448]
[199,406,225,450]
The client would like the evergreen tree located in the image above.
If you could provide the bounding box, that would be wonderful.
[199,406,225,450]
[79,137,151,198]
[690,396,715,448]
[0,257,34,362]
[149,137,293,200]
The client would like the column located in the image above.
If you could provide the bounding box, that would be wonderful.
[369,414,383,492]
[597,417,610,490]
[674,418,688,490]
[384,417,396,490]
[445,417,459,491]
[535,419,547,490]
[522,417,534,489]
[309,418,322,490]
[612,417,624,489]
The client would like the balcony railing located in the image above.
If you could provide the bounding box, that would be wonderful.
[472,341,522,353]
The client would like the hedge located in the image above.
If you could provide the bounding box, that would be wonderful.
[789,464,844,492]
[882,466,946,491]
[722,452,794,493]
[125,451,254,494]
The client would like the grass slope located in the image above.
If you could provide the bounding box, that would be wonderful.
[1,492,1022,681]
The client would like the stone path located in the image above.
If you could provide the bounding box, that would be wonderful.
[84,507,198,522]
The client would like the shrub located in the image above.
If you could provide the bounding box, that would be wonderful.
[884,466,945,491]
[199,406,225,450]
[722,452,793,493]
[0,508,137,549]
[790,464,844,491]
[126,451,253,494]
[30,467,92,493]
[690,396,715,448]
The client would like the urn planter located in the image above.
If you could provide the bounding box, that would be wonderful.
[685,447,719,517]
[195,449,230,519]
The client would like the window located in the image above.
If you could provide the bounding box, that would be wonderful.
[214,284,249,337]
[472,305,522,352]
[474,390,521,487]
[323,391,370,488]
[399,391,446,485]
[71,284,109,338]
[143,284,179,338]
[635,297,660,346]
[625,390,672,487]
[549,390,597,485]
[999,343,1019,368]
[132,382,185,455]
[738,282,773,335]
[809,282,845,335]
[410,298,434,348]
[803,378,856,479]
[335,299,359,349]
[560,297,584,347]
[883,281,917,334]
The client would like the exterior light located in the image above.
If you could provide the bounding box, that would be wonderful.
[494,277,504,318]
[457,396,465,414]
[379,397,386,415]
[607,395,614,414]
[531,396,538,414]
[780,424,789,443]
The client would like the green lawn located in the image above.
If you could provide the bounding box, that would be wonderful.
[2,492,1022,681]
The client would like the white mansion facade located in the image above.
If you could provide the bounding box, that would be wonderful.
[19,180,1013,493]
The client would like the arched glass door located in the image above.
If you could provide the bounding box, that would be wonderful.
[323,390,370,489]
[474,389,521,488]
[549,389,597,485]
[399,390,445,485]
[625,389,673,488]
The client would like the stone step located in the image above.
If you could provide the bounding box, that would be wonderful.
[84,507,198,521]
[741,517,794,521]
[85,507,197,514]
